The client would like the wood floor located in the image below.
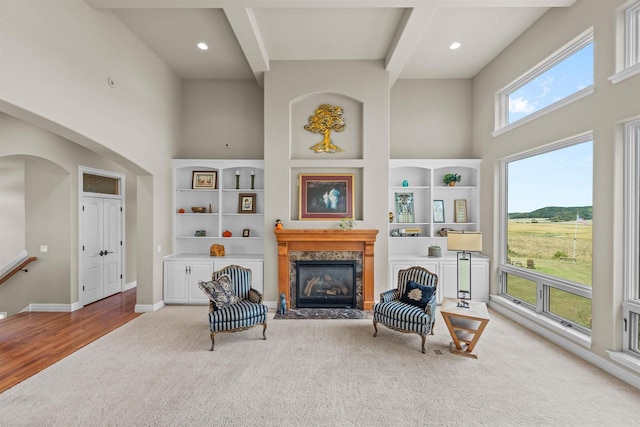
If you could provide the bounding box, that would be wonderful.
[0,288,140,394]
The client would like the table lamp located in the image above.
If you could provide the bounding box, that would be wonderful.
[447,231,482,308]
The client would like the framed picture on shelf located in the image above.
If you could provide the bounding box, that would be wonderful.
[192,171,216,189]
[433,199,445,223]
[454,199,468,223]
[395,192,415,223]
[238,193,256,213]
[299,174,354,220]
[242,228,250,237]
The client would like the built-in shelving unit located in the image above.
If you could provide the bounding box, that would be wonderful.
[172,159,265,256]
[388,159,480,254]
[165,159,265,305]
[388,159,488,302]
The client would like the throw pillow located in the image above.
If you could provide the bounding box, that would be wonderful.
[198,274,240,309]
[400,279,435,309]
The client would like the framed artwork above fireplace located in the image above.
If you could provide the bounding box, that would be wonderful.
[299,173,354,220]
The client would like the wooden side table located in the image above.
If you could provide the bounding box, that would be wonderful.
[440,297,490,359]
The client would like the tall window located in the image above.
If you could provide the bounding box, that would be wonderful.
[500,134,593,332]
[623,118,640,356]
[495,29,594,132]
[611,0,640,83]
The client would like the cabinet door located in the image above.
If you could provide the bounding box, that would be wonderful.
[440,260,489,302]
[164,261,189,303]
[389,263,413,290]
[440,262,458,302]
[470,261,489,302]
[187,261,213,304]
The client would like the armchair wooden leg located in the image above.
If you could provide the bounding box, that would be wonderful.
[210,333,215,351]
[431,320,435,335]
[373,320,378,337]
[262,322,267,340]
[421,335,426,354]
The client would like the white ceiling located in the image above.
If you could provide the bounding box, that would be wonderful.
[87,0,576,85]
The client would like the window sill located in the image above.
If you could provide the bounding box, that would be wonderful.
[490,295,592,348]
[607,350,640,374]
[608,63,640,85]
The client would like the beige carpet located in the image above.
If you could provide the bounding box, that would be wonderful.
[0,306,638,426]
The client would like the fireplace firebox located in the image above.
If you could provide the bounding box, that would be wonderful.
[295,260,357,308]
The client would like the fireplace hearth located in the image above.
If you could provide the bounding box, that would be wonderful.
[296,260,356,308]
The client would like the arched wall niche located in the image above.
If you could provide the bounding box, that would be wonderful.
[290,92,363,160]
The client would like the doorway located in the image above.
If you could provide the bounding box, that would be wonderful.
[79,167,125,305]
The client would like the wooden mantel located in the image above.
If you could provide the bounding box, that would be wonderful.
[275,229,379,310]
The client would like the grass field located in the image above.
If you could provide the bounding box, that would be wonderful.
[506,219,593,328]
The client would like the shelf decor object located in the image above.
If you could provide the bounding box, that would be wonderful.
[299,174,354,220]
[454,199,468,223]
[433,199,445,223]
[447,231,482,308]
[443,173,461,186]
[395,192,415,223]
[250,170,255,189]
[192,171,216,189]
[303,104,346,153]
[238,193,256,214]
[235,170,240,189]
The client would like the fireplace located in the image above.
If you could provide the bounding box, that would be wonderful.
[275,229,379,310]
[296,260,357,308]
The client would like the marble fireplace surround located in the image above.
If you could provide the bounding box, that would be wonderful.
[275,229,378,310]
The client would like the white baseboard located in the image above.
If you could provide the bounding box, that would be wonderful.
[135,300,165,313]
[265,301,277,310]
[124,281,137,291]
[490,296,640,390]
[0,312,6,319]
[20,303,78,313]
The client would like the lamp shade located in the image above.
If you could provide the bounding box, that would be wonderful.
[447,232,482,252]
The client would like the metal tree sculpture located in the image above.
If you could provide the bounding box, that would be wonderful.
[304,104,346,153]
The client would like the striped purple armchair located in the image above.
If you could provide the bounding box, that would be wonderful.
[372,266,438,353]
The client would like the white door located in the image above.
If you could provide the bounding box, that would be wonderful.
[82,196,122,305]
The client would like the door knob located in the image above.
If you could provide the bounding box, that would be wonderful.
[99,250,105,256]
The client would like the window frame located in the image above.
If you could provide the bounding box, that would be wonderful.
[622,117,640,357]
[494,28,594,135]
[498,132,594,335]
[610,0,640,84]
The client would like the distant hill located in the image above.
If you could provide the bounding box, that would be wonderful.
[508,206,592,222]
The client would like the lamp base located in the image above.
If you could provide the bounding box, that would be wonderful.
[457,298,470,309]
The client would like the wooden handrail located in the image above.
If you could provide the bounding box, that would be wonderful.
[0,257,37,285]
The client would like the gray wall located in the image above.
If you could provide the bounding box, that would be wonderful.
[0,1,182,308]
[0,113,138,315]
[473,0,640,362]
[391,79,473,159]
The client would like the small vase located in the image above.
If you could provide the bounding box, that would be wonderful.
[449,182,456,187]
[235,175,240,190]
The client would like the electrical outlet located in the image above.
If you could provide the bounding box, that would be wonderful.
[157,245,162,253]
[40,245,48,253]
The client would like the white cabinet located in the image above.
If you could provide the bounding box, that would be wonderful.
[163,255,263,304]
[164,259,213,304]
[172,159,264,256]
[389,159,480,256]
[389,255,489,303]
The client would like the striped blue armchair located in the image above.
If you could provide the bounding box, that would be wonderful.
[206,265,268,351]
[372,266,438,353]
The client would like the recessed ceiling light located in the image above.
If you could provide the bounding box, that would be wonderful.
[449,42,461,50]
[197,42,209,51]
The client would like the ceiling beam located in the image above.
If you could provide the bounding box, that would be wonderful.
[223,7,270,87]
[385,6,437,87]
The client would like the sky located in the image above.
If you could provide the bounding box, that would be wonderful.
[508,140,593,213]
[506,41,594,213]
[509,42,593,123]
